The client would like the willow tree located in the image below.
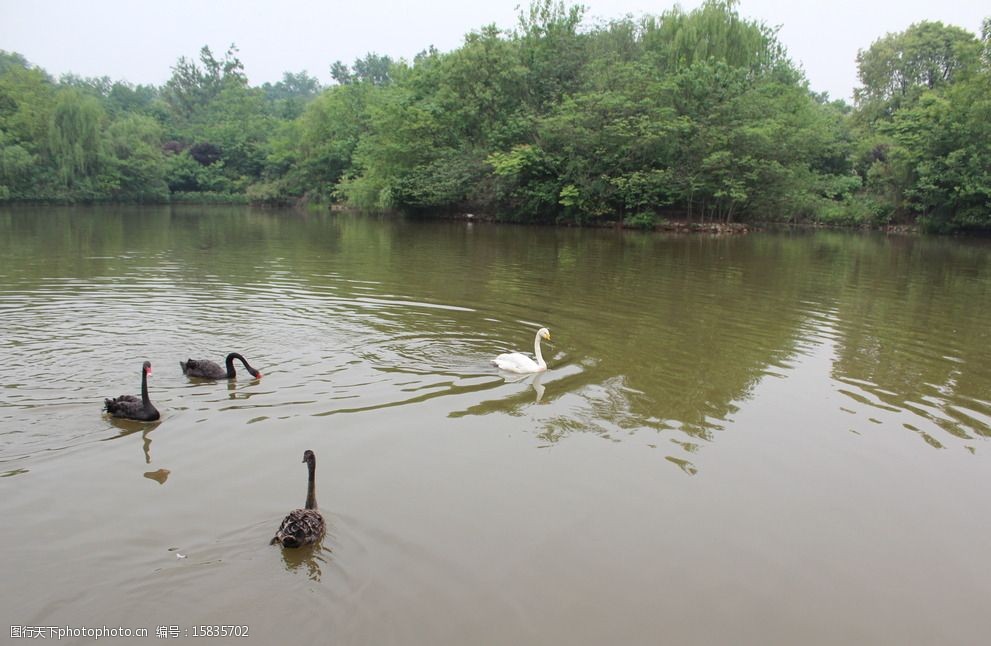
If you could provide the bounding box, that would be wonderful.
[640,0,786,76]
[48,89,104,189]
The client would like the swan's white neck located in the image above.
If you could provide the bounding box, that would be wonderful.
[533,331,546,368]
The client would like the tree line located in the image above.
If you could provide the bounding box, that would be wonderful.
[1,1,989,231]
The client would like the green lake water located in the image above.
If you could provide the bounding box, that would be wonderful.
[1,205,990,645]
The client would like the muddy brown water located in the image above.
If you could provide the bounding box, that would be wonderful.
[1,206,989,645]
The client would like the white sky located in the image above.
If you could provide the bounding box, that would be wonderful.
[1,0,987,101]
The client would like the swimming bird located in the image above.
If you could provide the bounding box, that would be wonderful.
[180,352,262,380]
[271,450,326,548]
[104,361,160,421]
[493,327,551,374]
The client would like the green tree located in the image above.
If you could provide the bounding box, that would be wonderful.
[267,80,375,201]
[163,44,246,122]
[48,89,105,193]
[0,50,36,75]
[0,62,57,152]
[192,83,273,183]
[161,45,274,196]
[879,67,991,229]
[641,0,786,76]
[852,20,989,228]
[105,82,163,118]
[102,114,168,201]
[854,21,981,122]
[0,131,36,200]
[515,0,587,114]
[261,71,322,119]
[330,53,396,86]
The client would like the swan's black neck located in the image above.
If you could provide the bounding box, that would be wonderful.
[140,365,152,409]
[224,353,242,378]
[305,457,318,510]
[225,353,258,378]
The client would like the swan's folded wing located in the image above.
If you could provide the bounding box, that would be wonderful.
[272,509,325,547]
[493,352,539,373]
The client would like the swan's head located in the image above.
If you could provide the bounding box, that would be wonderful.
[538,327,551,341]
[302,449,316,465]
[142,361,152,375]
[249,367,263,379]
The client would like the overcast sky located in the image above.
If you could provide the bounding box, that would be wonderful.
[2,0,988,101]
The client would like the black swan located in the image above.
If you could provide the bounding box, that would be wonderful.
[180,352,262,380]
[271,450,326,548]
[104,361,160,421]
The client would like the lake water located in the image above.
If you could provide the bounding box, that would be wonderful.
[1,205,990,645]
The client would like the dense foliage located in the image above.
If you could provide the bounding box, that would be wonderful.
[852,18,991,231]
[1,2,988,229]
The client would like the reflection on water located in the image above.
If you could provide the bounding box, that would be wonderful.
[225,379,258,400]
[2,206,991,644]
[279,542,332,582]
[143,468,171,484]
[529,371,546,403]
[103,417,162,463]
[664,455,699,476]
[1,207,989,461]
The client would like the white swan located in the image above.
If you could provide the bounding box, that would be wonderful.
[493,327,551,374]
